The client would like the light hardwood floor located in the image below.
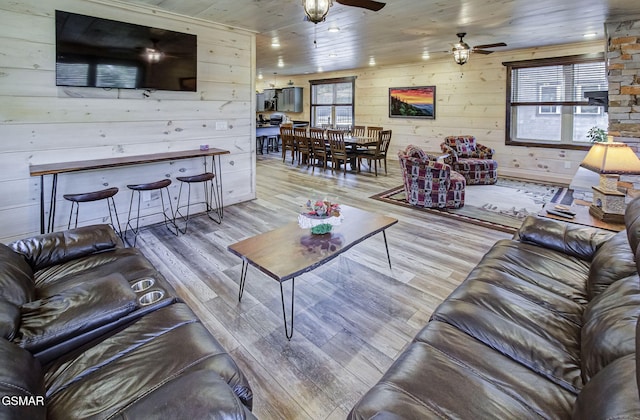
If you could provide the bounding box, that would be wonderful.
[135,152,511,419]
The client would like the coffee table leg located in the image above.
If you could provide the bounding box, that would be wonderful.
[280,278,295,340]
[382,230,392,269]
[238,260,248,302]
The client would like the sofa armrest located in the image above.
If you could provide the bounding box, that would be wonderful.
[15,273,137,354]
[473,143,495,159]
[0,338,46,420]
[439,143,458,162]
[515,216,615,261]
[9,225,123,271]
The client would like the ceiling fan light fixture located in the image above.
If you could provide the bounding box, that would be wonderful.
[303,0,333,24]
[145,48,163,63]
[452,32,470,65]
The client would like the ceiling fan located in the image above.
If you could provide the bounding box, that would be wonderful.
[452,32,507,65]
[302,0,386,24]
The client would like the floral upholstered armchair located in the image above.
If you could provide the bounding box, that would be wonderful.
[398,145,465,209]
[440,135,498,185]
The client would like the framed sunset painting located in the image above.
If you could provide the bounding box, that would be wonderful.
[389,86,436,119]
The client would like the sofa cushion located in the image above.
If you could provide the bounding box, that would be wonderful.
[516,216,614,261]
[587,230,637,299]
[111,370,256,419]
[0,299,21,340]
[9,224,122,272]
[45,303,253,419]
[0,338,46,420]
[446,135,477,155]
[32,247,157,295]
[15,273,138,353]
[0,243,35,306]
[348,321,576,419]
[572,354,640,419]
[580,274,640,383]
[430,238,592,393]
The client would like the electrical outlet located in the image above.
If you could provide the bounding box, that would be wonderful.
[216,121,228,130]
[564,161,571,169]
[142,191,152,202]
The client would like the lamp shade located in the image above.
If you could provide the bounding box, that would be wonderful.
[580,141,640,175]
[303,0,332,23]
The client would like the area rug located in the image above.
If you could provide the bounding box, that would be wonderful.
[370,178,573,233]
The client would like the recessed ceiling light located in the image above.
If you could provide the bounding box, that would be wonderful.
[271,38,280,47]
[328,26,340,33]
[583,32,597,39]
[369,57,376,66]
[329,53,338,58]
[278,59,284,68]
[422,52,430,60]
[258,73,263,80]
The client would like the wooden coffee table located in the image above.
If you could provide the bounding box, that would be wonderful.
[227,205,398,339]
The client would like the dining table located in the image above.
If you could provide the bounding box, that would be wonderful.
[294,129,380,169]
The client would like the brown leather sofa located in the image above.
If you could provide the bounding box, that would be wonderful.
[0,225,255,419]
[349,197,640,419]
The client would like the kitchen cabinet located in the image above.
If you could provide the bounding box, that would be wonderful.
[277,87,303,112]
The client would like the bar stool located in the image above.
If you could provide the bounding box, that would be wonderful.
[124,179,178,246]
[266,135,279,153]
[174,172,221,233]
[63,187,121,236]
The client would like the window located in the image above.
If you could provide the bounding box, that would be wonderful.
[309,76,356,129]
[503,54,607,149]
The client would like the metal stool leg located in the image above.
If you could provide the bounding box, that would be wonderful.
[124,190,140,246]
[160,187,179,235]
[107,196,122,238]
[174,181,193,234]
[204,177,222,224]
[68,201,79,229]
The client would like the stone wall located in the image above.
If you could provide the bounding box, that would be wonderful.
[606,19,640,150]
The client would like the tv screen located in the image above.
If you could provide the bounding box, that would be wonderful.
[55,10,197,92]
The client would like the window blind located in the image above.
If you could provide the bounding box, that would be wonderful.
[510,61,606,104]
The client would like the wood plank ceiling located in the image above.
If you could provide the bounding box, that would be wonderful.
[118,0,640,76]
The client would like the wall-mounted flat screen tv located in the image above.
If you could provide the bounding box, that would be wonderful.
[55,10,197,91]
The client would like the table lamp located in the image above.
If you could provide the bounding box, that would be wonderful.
[579,137,640,222]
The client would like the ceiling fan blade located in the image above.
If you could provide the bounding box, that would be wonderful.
[473,42,507,50]
[473,49,494,55]
[336,0,386,12]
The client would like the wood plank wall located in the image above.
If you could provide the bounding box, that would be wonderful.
[257,40,606,185]
[0,0,256,242]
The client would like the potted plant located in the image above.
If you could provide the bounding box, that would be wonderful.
[587,127,608,143]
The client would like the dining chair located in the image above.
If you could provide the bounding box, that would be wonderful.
[366,126,383,139]
[310,128,330,172]
[357,130,392,176]
[351,125,366,137]
[327,129,357,175]
[280,125,296,164]
[294,127,312,167]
